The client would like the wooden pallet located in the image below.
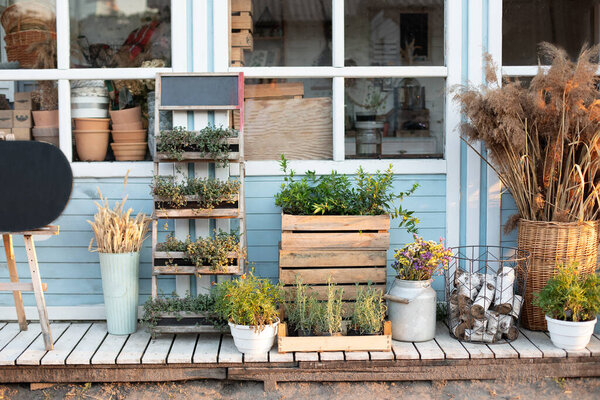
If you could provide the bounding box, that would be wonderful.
[155,137,240,162]
[154,194,240,219]
[278,322,392,353]
[153,250,241,276]
[278,213,390,301]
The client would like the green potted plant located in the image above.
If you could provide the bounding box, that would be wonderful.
[534,264,600,351]
[316,279,344,336]
[387,235,452,342]
[88,178,150,335]
[350,284,387,335]
[285,277,313,336]
[214,271,282,355]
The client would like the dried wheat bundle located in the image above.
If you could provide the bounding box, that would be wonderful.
[454,43,600,231]
[88,174,150,253]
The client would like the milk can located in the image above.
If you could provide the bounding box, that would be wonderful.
[384,278,436,342]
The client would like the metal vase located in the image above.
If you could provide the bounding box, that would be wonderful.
[385,278,436,342]
[99,252,140,335]
[355,120,383,157]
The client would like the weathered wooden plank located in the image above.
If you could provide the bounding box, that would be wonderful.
[0,324,41,365]
[369,350,395,360]
[268,348,294,363]
[294,352,318,361]
[16,323,69,365]
[278,331,391,353]
[116,329,151,365]
[319,351,344,361]
[520,329,567,358]
[91,333,128,365]
[193,334,221,364]
[167,334,197,364]
[282,284,386,301]
[218,335,242,363]
[460,340,495,359]
[153,265,240,276]
[152,325,222,334]
[154,208,240,219]
[244,351,269,362]
[66,323,108,365]
[391,340,420,360]
[506,332,543,359]
[279,249,387,267]
[434,322,469,359]
[231,31,253,50]
[0,282,47,291]
[245,83,303,99]
[281,214,390,232]
[0,323,21,352]
[586,334,600,356]
[0,323,5,329]
[141,334,174,364]
[488,342,519,359]
[42,323,92,365]
[245,98,332,160]
[345,351,370,361]
[231,15,253,31]
[281,232,390,250]
[413,340,444,360]
[156,151,240,162]
[279,267,386,285]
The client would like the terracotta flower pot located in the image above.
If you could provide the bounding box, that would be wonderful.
[74,130,109,161]
[73,118,110,131]
[110,106,142,124]
[111,142,147,161]
[112,121,143,130]
[32,110,58,127]
[111,130,147,143]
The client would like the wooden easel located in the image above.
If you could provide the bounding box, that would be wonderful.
[1,225,57,350]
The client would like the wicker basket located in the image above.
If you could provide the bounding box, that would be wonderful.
[1,3,55,34]
[517,219,599,331]
[4,30,56,68]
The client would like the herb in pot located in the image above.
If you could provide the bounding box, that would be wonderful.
[152,175,240,209]
[316,279,344,335]
[351,284,387,335]
[285,277,313,336]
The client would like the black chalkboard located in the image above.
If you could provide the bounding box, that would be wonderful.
[160,75,239,108]
[0,141,73,232]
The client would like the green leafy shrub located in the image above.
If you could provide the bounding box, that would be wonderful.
[156,125,237,166]
[534,264,600,322]
[351,284,386,334]
[152,175,240,209]
[274,155,419,233]
[213,271,282,331]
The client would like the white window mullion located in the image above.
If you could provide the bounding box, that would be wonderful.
[332,0,344,68]
[57,79,72,161]
[332,76,344,161]
[232,66,447,78]
[213,0,230,72]
[56,0,69,70]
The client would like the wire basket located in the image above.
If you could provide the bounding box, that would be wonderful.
[445,246,530,344]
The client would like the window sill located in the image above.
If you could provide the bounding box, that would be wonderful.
[71,161,154,178]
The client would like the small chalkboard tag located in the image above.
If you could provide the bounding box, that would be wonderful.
[159,75,240,109]
[0,141,73,232]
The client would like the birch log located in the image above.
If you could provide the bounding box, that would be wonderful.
[505,325,519,341]
[498,314,513,334]
[454,270,481,300]
[472,318,487,333]
[485,310,500,335]
[449,318,467,340]
[494,267,515,314]
[509,294,523,319]
[464,329,495,343]
[471,278,495,319]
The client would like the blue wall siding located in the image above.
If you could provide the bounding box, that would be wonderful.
[1,174,447,307]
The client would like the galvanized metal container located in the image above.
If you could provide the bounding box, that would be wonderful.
[355,120,383,157]
[99,252,140,335]
[385,278,436,342]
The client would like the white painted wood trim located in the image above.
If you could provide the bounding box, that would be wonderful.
[332,76,345,161]
[465,0,483,246]
[240,159,446,176]
[193,0,209,73]
[56,0,69,70]
[501,66,543,76]
[444,0,462,249]
[332,0,344,68]
[0,68,171,81]
[486,0,503,248]
[71,162,154,177]
[213,0,230,72]
[171,0,188,72]
[57,79,72,161]
[230,66,448,78]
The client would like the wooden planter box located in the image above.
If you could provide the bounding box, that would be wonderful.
[277,321,392,353]
[155,137,240,162]
[279,213,390,301]
[153,250,241,275]
[154,194,240,219]
[151,311,226,334]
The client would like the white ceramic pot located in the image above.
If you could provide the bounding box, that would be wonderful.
[228,318,279,355]
[385,279,436,342]
[546,315,597,351]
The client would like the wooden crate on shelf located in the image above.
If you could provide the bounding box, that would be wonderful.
[154,194,240,219]
[153,250,242,276]
[150,311,226,334]
[230,47,245,67]
[231,0,252,14]
[155,137,240,162]
[278,213,390,301]
[277,321,392,353]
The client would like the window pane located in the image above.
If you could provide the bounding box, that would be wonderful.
[239,1,332,67]
[345,0,444,66]
[503,0,600,65]
[70,0,171,68]
[0,1,56,69]
[237,78,333,159]
[345,77,444,159]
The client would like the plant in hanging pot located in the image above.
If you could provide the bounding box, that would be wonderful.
[386,235,452,342]
[533,264,600,351]
[453,43,600,330]
[214,271,282,355]
[88,176,150,335]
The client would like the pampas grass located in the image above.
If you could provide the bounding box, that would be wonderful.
[454,43,600,231]
[88,172,150,253]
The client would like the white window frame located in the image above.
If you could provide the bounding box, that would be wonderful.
[0,0,182,178]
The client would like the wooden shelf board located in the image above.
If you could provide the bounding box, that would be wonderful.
[154,208,241,219]
[156,152,241,162]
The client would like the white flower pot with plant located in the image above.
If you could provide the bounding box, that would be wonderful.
[384,235,452,342]
[214,271,282,355]
[534,264,600,351]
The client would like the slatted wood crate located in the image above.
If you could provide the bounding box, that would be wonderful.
[278,213,390,301]
[151,311,225,334]
[230,0,253,67]
[154,194,240,219]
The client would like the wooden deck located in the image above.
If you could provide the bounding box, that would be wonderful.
[0,321,599,390]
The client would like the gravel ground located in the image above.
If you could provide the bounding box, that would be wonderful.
[1,378,599,400]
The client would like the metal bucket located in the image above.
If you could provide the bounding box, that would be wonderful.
[384,278,436,342]
[355,120,383,157]
[99,252,140,335]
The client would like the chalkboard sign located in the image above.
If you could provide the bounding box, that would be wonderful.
[0,141,73,232]
[159,74,241,109]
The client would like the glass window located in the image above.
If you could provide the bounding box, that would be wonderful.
[70,0,171,68]
[0,1,57,69]
[503,0,600,65]
[240,0,332,67]
[345,0,444,66]
[345,77,445,159]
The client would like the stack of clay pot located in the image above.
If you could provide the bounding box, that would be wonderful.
[32,109,59,146]
[109,106,147,161]
[72,117,110,161]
